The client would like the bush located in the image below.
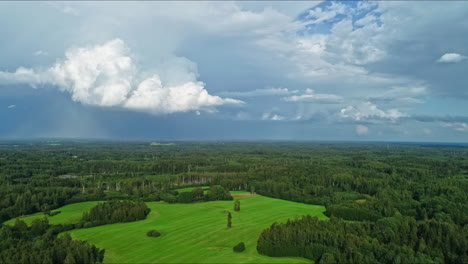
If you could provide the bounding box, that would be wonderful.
[177,192,194,203]
[48,211,61,217]
[234,200,240,211]
[205,185,233,201]
[147,229,161,237]
[161,193,177,203]
[192,187,205,201]
[233,242,245,252]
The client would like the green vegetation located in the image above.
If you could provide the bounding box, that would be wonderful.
[146,229,161,237]
[79,200,150,228]
[258,215,468,263]
[0,218,104,263]
[234,200,240,212]
[1,141,467,263]
[166,185,232,203]
[205,185,233,201]
[4,201,100,226]
[175,186,209,193]
[227,211,232,228]
[233,242,246,253]
[63,195,325,263]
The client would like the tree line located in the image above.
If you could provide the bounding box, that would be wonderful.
[257,215,468,264]
[160,185,232,203]
[79,200,150,228]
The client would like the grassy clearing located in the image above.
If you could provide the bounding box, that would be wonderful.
[68,195,325,263]
[6,194,326,263]
[4,201,100,226]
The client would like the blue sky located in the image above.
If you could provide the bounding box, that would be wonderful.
[0,1,468,141]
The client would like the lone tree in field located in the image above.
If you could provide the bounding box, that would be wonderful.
[234,200,240,212]
[227,211,232,228]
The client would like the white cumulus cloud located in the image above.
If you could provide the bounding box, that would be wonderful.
[47,39,135,106]
[437,53,466,63]
[0,39,243,114]
[340,102,407,122]
[124,75,241,114]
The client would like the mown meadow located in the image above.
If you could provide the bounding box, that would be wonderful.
[6,191,327,263]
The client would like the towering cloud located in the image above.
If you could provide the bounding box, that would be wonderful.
[0,39,243,114]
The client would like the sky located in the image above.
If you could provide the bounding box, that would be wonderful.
[0,1,467,142]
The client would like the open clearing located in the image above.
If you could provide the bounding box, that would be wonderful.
[4,201,100,226]
[6,193,327,263]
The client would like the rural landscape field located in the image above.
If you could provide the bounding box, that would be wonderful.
[1,142,467,263]
[5,190,327,263]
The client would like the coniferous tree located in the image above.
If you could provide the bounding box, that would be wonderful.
[234,200,240,212]
[227,211,232,228]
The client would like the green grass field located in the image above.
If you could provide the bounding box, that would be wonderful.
[4,201,100,226]
[175,186,209,193]
[6,193,327,263]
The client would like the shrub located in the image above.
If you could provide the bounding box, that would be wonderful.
[48,211,61,217]
[147,229,161,237]
[233,242,245,252]
[192,187,205,201]
[177,192,194,203]
[205,185,233,201]
[161,193,177,203]
[234,200,240,211]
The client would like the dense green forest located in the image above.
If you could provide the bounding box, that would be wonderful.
[0,141,467,263]
[257,215,467,263]
[0,218,104,263]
